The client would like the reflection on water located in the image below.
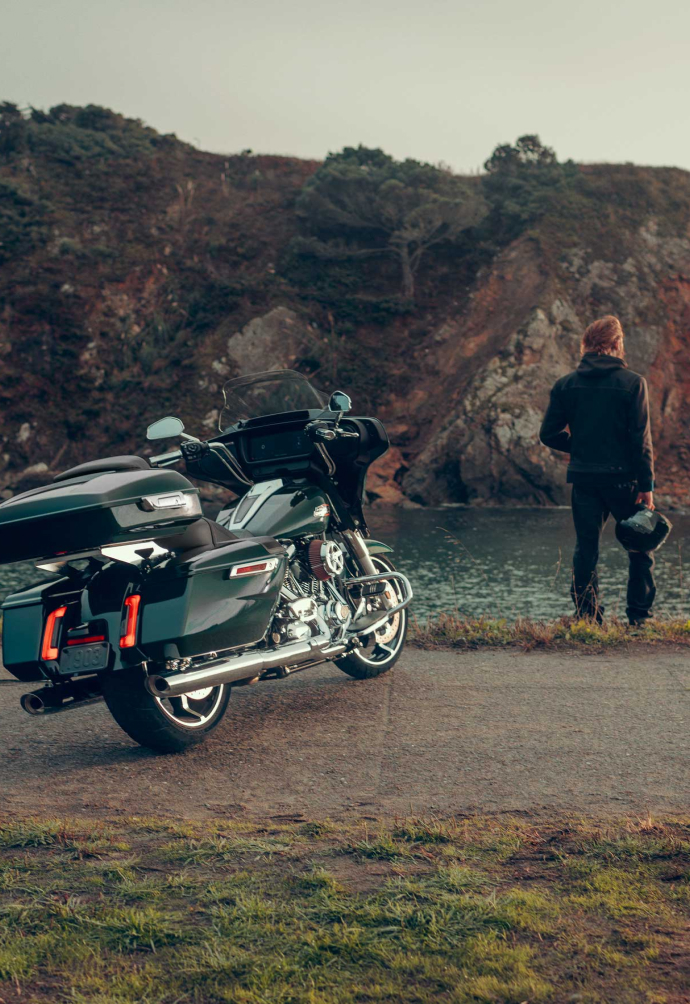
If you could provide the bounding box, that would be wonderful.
[368,506,690,621]
[0,507,687,624]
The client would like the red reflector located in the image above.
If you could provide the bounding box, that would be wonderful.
[120,594,141,649]
[236,562,268,575]
[41,606,67,661]
[67,635,106,646]
[230,557,278,577]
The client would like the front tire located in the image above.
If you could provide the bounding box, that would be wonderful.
[335,555,408,679]
[102,666,230,753]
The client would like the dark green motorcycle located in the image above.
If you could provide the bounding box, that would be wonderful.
[0,371,412,752]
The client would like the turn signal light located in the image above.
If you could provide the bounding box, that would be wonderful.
[120,594,141,649]
[41,606,67,661]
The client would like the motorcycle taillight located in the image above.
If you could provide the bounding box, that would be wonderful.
[120,594,141,649]
[41,606,67,661]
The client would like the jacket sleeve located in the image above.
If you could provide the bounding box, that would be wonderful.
[629,378,655,491]
[539,383,572,454]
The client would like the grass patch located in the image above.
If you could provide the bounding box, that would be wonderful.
[412,612,690,651]
[0,814,689,1001]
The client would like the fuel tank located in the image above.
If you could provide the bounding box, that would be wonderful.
[218,480,330,540]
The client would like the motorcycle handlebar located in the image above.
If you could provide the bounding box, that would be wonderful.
[306,420,359,443]
[149,449,183,467]
[149,420,357,472]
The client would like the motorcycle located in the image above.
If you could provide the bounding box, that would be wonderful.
[0,370,412,752]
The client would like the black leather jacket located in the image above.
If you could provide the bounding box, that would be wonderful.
[539,353,654,491]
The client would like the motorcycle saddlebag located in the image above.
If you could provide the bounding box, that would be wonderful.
[1,576,79,682]
[138,535,287,661]
[0,467,201,565]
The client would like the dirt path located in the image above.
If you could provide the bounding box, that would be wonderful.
[1,647,689,819]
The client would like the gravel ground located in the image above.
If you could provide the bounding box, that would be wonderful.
[1,647,689,819]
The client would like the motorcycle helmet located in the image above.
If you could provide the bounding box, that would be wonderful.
[615,506,672,553]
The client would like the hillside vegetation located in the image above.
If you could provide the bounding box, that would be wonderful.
[1,103,689,505]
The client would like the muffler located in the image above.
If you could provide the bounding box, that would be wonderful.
[145,634,348,699]
[21,678,103,716]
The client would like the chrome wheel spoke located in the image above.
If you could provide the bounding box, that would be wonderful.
[155,685,225,728]
[180,694,204,720]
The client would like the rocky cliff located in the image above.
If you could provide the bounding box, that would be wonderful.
[1,107,689,507]
[400,220,690,509]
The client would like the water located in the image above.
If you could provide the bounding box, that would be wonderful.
[1,508,688,623]
[368,506,690,622]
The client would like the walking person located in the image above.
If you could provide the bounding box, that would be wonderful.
[539,316,655,625]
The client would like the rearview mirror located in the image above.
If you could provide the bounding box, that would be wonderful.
[329,391,352,414]
[147,416,185,441]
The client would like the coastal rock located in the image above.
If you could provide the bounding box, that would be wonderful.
[401,227,690,507]
[366,445,408,506]
[226,307,315,375]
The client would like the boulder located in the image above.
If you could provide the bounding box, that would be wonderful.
[226,307,316,375]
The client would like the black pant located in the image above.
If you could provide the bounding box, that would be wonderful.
[571,483,656,624]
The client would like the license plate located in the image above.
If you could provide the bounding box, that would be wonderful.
[59,642,110,675]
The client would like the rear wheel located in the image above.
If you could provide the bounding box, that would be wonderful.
[335,555,407,679]
[102,666,230,753]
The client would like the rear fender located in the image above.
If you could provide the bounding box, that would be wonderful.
[80,561,143,670]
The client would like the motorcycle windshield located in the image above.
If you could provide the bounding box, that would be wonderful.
[219,370,326,430]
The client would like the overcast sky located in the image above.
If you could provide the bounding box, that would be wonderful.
[2,0,689,172]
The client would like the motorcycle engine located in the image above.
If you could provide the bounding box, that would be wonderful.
[271,539,351,645]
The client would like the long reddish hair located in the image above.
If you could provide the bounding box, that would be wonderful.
[581,316,625,358]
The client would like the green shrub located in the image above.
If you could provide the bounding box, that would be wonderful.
[0,179,49,263]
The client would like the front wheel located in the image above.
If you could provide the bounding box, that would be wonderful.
[335,554,408,679]
[102,666,230,753]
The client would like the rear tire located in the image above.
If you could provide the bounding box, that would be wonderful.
[102,666,230,753]
[335,555,407,680]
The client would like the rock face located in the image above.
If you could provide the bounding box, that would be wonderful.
[400,227,690,509]
[404,297,581,505]
[225,307,316,376]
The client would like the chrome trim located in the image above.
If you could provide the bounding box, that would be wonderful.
[315,442,336,476]
[341,529,396,609]
[140,491,189,511]
[145,633,348,698]
[229,556,279,577]
[36,539,171,571]
[345,570,413,636]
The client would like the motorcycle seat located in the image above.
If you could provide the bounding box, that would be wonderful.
[54,455,150,483]
[160,517,248,561]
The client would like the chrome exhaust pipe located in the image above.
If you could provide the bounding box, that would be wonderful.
[20,692,46,715]
[145,635,348,698]
[21,682,104,716]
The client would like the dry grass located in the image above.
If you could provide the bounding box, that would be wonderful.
[1,813,690,1003]
[411,612,690,652]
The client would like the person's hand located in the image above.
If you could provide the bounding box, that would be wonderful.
[636,491,654,510]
